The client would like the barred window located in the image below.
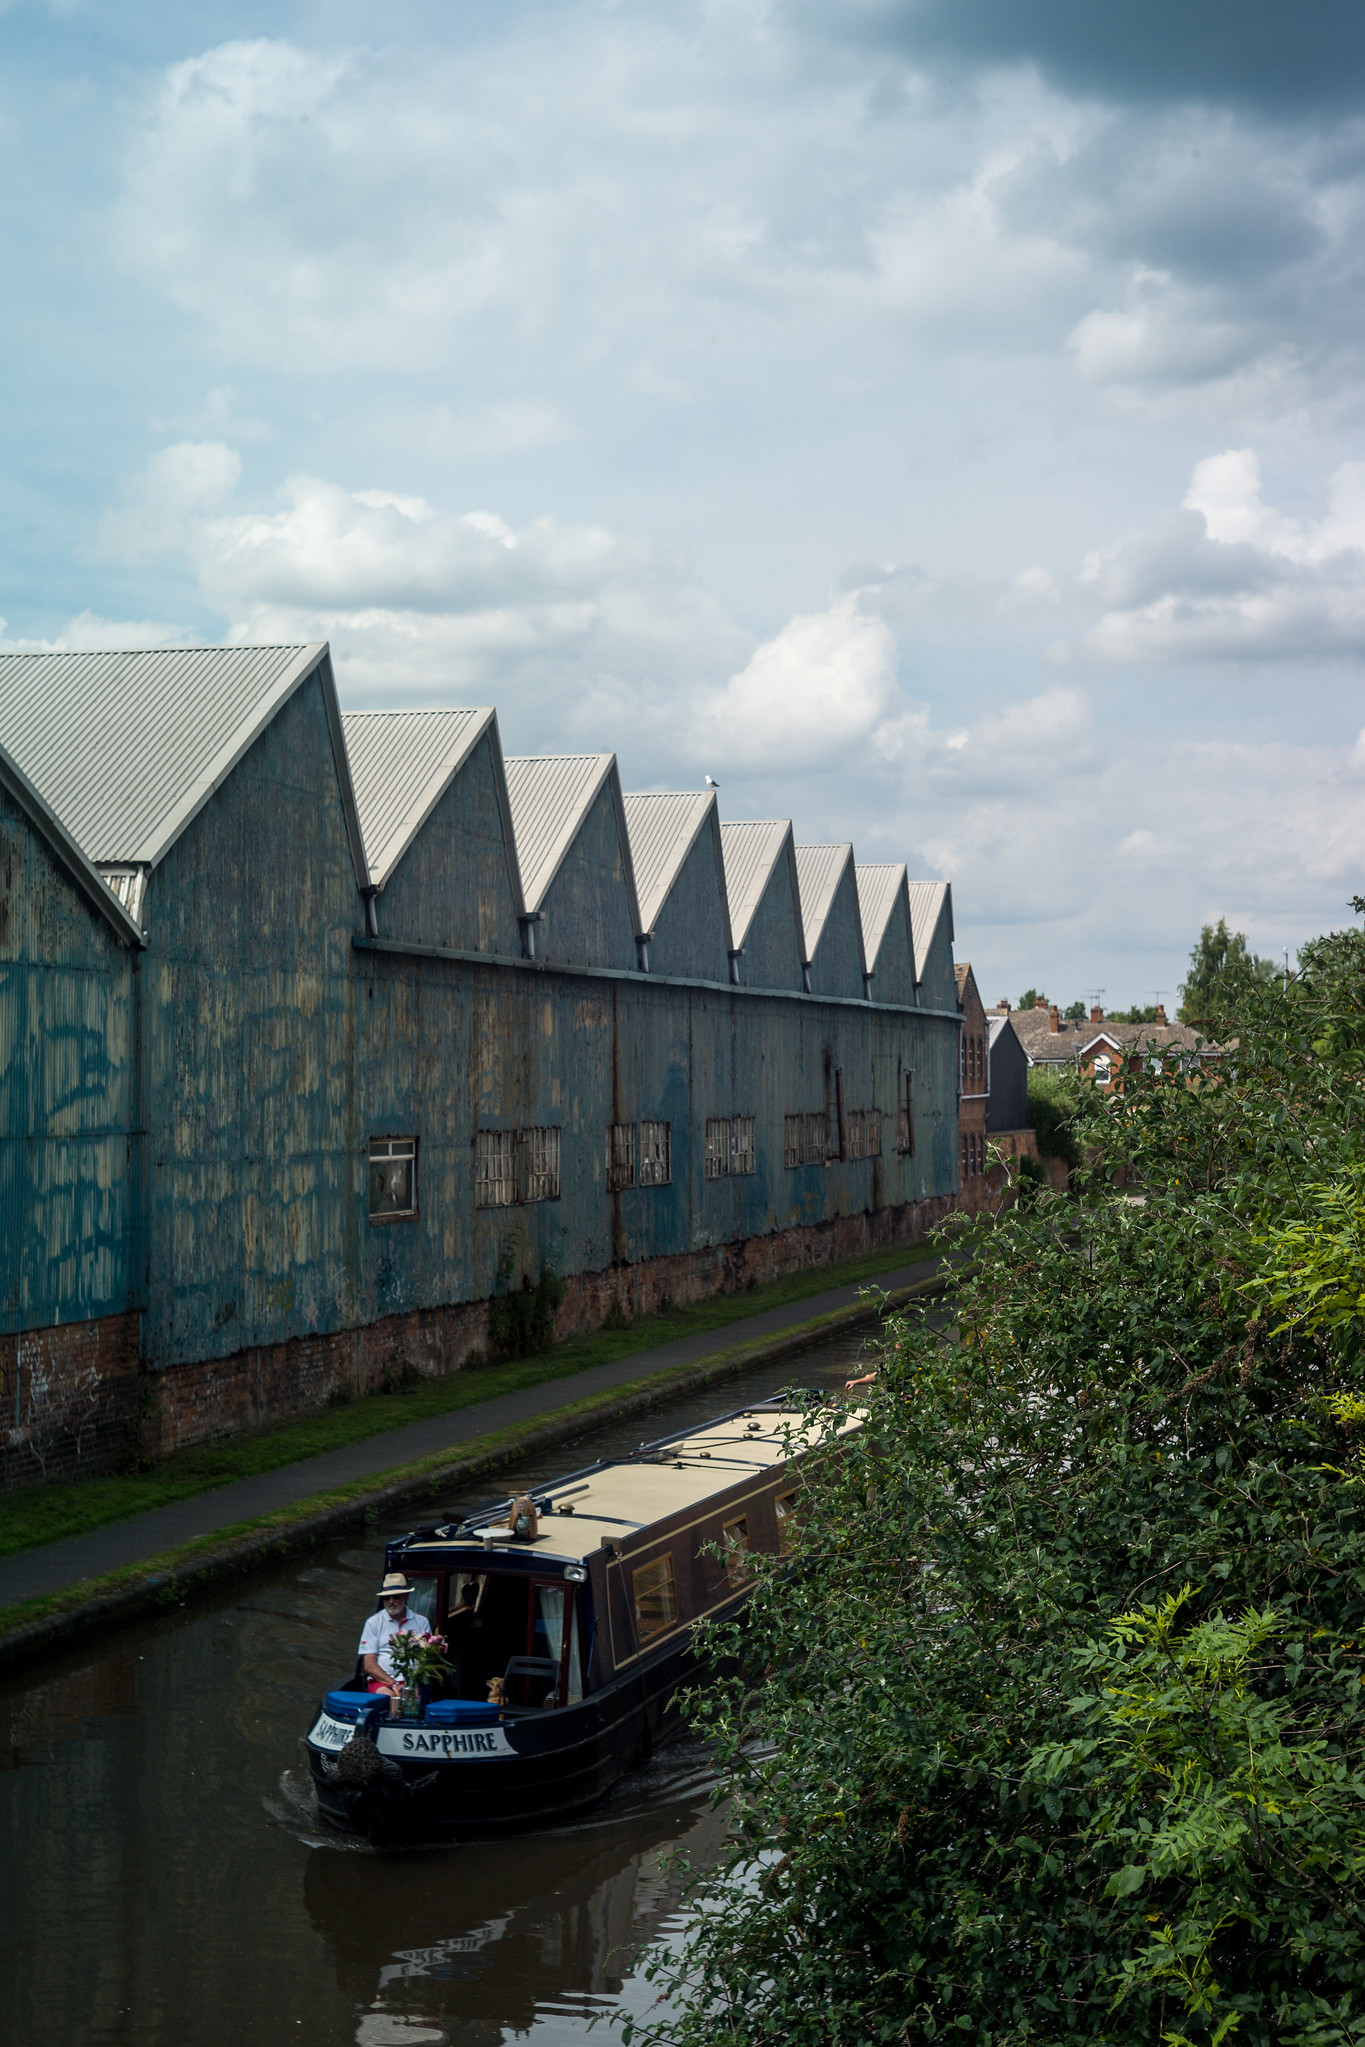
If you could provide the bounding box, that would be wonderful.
[783,1114,803,1169]
[730,1115,756,1176]
[705,1118,731,1179]
[369,1136,417,1220]
[898,1073,916,1156]
[960,1132,969,1180]
[865,1110,881,1158]
[640,1120,671,1187]
[803,1111,827,1167]
[846,1110,864,1161]
[606,1122,636,1191]
[517,1125,561,1203]
[475,1129,515,1209]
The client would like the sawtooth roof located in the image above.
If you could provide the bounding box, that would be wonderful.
[342,706,518,896]
[503,753,641,925]
[717,820,794,951]
[0,643,353,873]
[0,736,145,946]
[908,880,952,984]
[622,791,720,936]
[855,862,907,973]
[794,843,859,965]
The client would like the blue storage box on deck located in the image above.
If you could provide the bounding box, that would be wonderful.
[424,1699,502,1728]
[325,1690,380,1720]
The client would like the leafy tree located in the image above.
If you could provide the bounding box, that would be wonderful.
[1063,1000,1087,1021]
[1018,987,1044,1012]
[1178,917,1276,1024]
[628,946,1365,2047]
[1026,1068,1084,1168]
[1112,1004,1160,1025]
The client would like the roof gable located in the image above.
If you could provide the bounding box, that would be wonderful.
[504,753,642,932]
[908,880,952,984]
[0,644,367,885]
[623,791,724,937]
[794,844,862,966]
[719,820,794,951]
[0,737,145,946]
[855,862,906,972]
[342,706,522,908]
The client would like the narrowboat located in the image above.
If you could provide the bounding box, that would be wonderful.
[305,1393,858,1842]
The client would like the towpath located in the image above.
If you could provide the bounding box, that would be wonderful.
[0,1254,943,1612]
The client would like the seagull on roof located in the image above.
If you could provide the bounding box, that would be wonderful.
[704,774,719,789]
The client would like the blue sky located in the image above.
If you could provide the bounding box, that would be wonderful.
[3,0,1365,1006]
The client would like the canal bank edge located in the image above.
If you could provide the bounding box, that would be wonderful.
[0,1270,951,1677]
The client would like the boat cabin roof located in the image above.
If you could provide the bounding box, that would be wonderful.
[396,1401,863,1570]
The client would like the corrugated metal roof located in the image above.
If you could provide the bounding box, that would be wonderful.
[342,707,493,888]
[622,792,715,933]
[718,820,792,950]
[794,843,855,963]
[855,862,907,973]
[503,754,616,913]
[908,880,951,984]
[0,643,327,866]
[0,737,145,946]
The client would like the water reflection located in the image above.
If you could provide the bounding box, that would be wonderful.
[0,1329,874,2046]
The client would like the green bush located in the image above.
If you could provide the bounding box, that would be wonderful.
[1026,1068,1084,1169]
[631,934,1365,2047]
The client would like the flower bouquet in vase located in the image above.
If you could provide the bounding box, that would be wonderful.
[388,1627,451,1719]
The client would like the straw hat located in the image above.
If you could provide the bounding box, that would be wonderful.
[377,1571,415,1599]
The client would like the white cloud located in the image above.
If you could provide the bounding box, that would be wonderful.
[695,597,899,774]
[0,610,185,651]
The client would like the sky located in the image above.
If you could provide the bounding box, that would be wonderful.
[3,1,1365,1007]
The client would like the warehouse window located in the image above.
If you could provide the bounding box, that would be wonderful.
[804,1111,827,1167]
[846,1110,864,1161]
[370,1137,417,1220]
[640,1120,671,1186]
[783,1114,803,1169]
[731,1116,756,1176]
[706,1115,757,1179]
[518,1125,561,1203]
[865,1110,881,1158]
[632,1552,679,1641]
[475,1130,515,1208]
[960,1132,968,1180]
[606,1122,636,1191]
[898,1073,916,1156]
[705,1118,730,1179]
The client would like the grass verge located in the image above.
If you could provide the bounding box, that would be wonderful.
[0,1237,945,1565]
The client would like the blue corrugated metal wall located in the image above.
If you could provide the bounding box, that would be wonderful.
[644,822,730,983]
[0,783,137,1334]
[737,841,805,990]
[378,730,519,954]
[807,862,865,999]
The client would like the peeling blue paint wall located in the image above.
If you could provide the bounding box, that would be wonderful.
[139,671,363,1370]
[918,909,958,1015]
[0,786,136,1334]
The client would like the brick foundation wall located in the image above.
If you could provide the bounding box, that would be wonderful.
[1,1312,140,1490]
[147,1191,956,1460]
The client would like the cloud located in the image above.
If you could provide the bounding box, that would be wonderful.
[1081,449,1365,661]
[694,597,899,773]
[0,610,185,651]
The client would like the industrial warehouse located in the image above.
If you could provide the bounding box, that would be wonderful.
[0,642,964,1487]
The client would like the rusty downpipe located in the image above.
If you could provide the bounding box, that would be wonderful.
[362,887,380,938]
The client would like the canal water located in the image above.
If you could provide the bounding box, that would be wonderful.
[0,1324,879,2047]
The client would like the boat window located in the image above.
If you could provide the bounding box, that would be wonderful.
[632,1552,679,1640]
[722,1517,751,1586]
[531,1584,585,1707]
[404,1575,440,1628]
[775,1492,800,1556]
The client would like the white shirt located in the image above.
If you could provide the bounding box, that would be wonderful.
[358,1604,428,1679]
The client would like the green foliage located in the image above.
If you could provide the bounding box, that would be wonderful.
[629,943,1365,2047]
[1013,1152,1046,1205]
[1113,1004,1162,1024]
[1018,987,1044,1011]
[1026,1067,1085,1168]
[1179,917,1277,1024]
[1064,1000,1087,1021]
[487,1255,567,1360]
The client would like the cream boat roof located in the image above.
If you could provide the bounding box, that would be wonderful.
[412,1404,865,1567]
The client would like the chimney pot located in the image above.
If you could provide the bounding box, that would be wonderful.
[1155,1003,1168,1026]
[1090,1004,1103,1023]
[1048,1005,1060,1033]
